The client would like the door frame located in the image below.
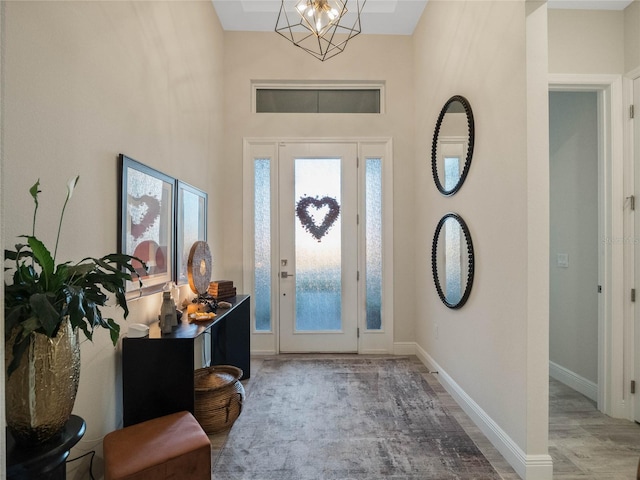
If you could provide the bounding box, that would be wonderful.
[630,67,640,423]
[242,137,394,356]
[549,74,630,419]
[0,2,6,474]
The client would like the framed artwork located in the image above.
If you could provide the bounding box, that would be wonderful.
[176,181,208,286]
[119,154,176,298]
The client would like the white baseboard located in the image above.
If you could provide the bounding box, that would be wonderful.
[252,349,398,356]
[549,361,598,402]
[415,344,553,480]
[393,341,416,356]
[250,349,277,356]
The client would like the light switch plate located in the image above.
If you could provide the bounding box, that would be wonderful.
[557,253,569,268]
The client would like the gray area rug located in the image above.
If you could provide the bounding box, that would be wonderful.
[213,356,501,479]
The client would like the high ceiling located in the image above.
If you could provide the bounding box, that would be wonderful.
[211,0,634,35]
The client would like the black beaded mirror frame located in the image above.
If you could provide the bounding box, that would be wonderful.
[431,95,475,196]
[431,212,475,309]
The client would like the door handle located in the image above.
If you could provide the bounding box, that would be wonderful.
[280,271,294,278]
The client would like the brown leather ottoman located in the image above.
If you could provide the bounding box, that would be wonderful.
[103,411,211,480]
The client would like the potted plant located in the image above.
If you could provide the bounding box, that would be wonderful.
[4,176,145,445]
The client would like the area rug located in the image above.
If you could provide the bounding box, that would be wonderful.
[212,356,502,480]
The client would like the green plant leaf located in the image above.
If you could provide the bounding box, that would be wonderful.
[83,298,99,328]
[12,263,38,292]
[29,180,41,238]
[27,237,54,285]
[92,257,125,276]
[64,285,87,328]
[29,292,60,336]
[102,253,147,277]
[66,262,96,283]
[6,244,33,270]
[81,281,108,306]
[49,264,69,293]
[5,177,147,376]
[29,180,41,204]
[106,318,121,345]
[78,321,92,342]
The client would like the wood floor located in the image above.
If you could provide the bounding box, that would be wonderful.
[548,378,640,480]
[210,356,640,479]
[431,376,640,479]
[435,376,640,480]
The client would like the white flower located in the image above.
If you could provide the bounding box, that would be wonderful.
[66,175,79,201]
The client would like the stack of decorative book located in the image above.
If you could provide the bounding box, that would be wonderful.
[208,280,236,300]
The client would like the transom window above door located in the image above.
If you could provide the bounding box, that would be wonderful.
[252,82,385,114]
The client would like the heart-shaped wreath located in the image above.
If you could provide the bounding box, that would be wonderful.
[296,195,340,242]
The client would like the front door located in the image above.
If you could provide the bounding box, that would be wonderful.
[278,142,358,352]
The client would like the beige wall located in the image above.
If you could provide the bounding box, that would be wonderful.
[4,1,634,478]
[413,1,550,475]
[548,9,625,74]
[625,0,640,73]
[3,1,225,477]
[221,31,417,344]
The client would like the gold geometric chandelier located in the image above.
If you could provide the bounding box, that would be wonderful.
[275,0,366,62]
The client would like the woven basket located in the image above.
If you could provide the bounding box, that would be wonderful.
[194,365,245,434]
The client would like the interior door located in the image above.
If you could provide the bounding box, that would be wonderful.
[278,142,358,352]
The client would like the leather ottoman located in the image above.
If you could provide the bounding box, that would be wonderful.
[103,411,210,480]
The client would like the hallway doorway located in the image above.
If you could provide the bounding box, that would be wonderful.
[548,74,629,418]
[548,90,601,406]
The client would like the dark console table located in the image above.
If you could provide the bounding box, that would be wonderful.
[6,415,86,480]
[122,294,250,427]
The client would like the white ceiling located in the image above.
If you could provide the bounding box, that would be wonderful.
[211,0,634,35]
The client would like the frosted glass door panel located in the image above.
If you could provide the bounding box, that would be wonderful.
[444,157,460,192]
[365,158,382,330]
[444,217,462,303]
[294,159,342,331]
[254,159,271,331]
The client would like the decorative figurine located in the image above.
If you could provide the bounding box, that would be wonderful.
[160,291,177,333]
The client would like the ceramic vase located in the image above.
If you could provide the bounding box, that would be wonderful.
[5,319,80,446]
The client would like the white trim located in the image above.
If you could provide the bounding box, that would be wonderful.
[549,361,598,402]
[250,349,278,356]
[415,344,553,480]
[630,71,639,423]
[549,73,629,419]
[0,2,6,476]
[392,342,416,356]
[626,66,640,80]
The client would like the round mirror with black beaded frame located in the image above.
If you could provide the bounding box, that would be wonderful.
[431,95,475,196]
[431,212,475,309]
